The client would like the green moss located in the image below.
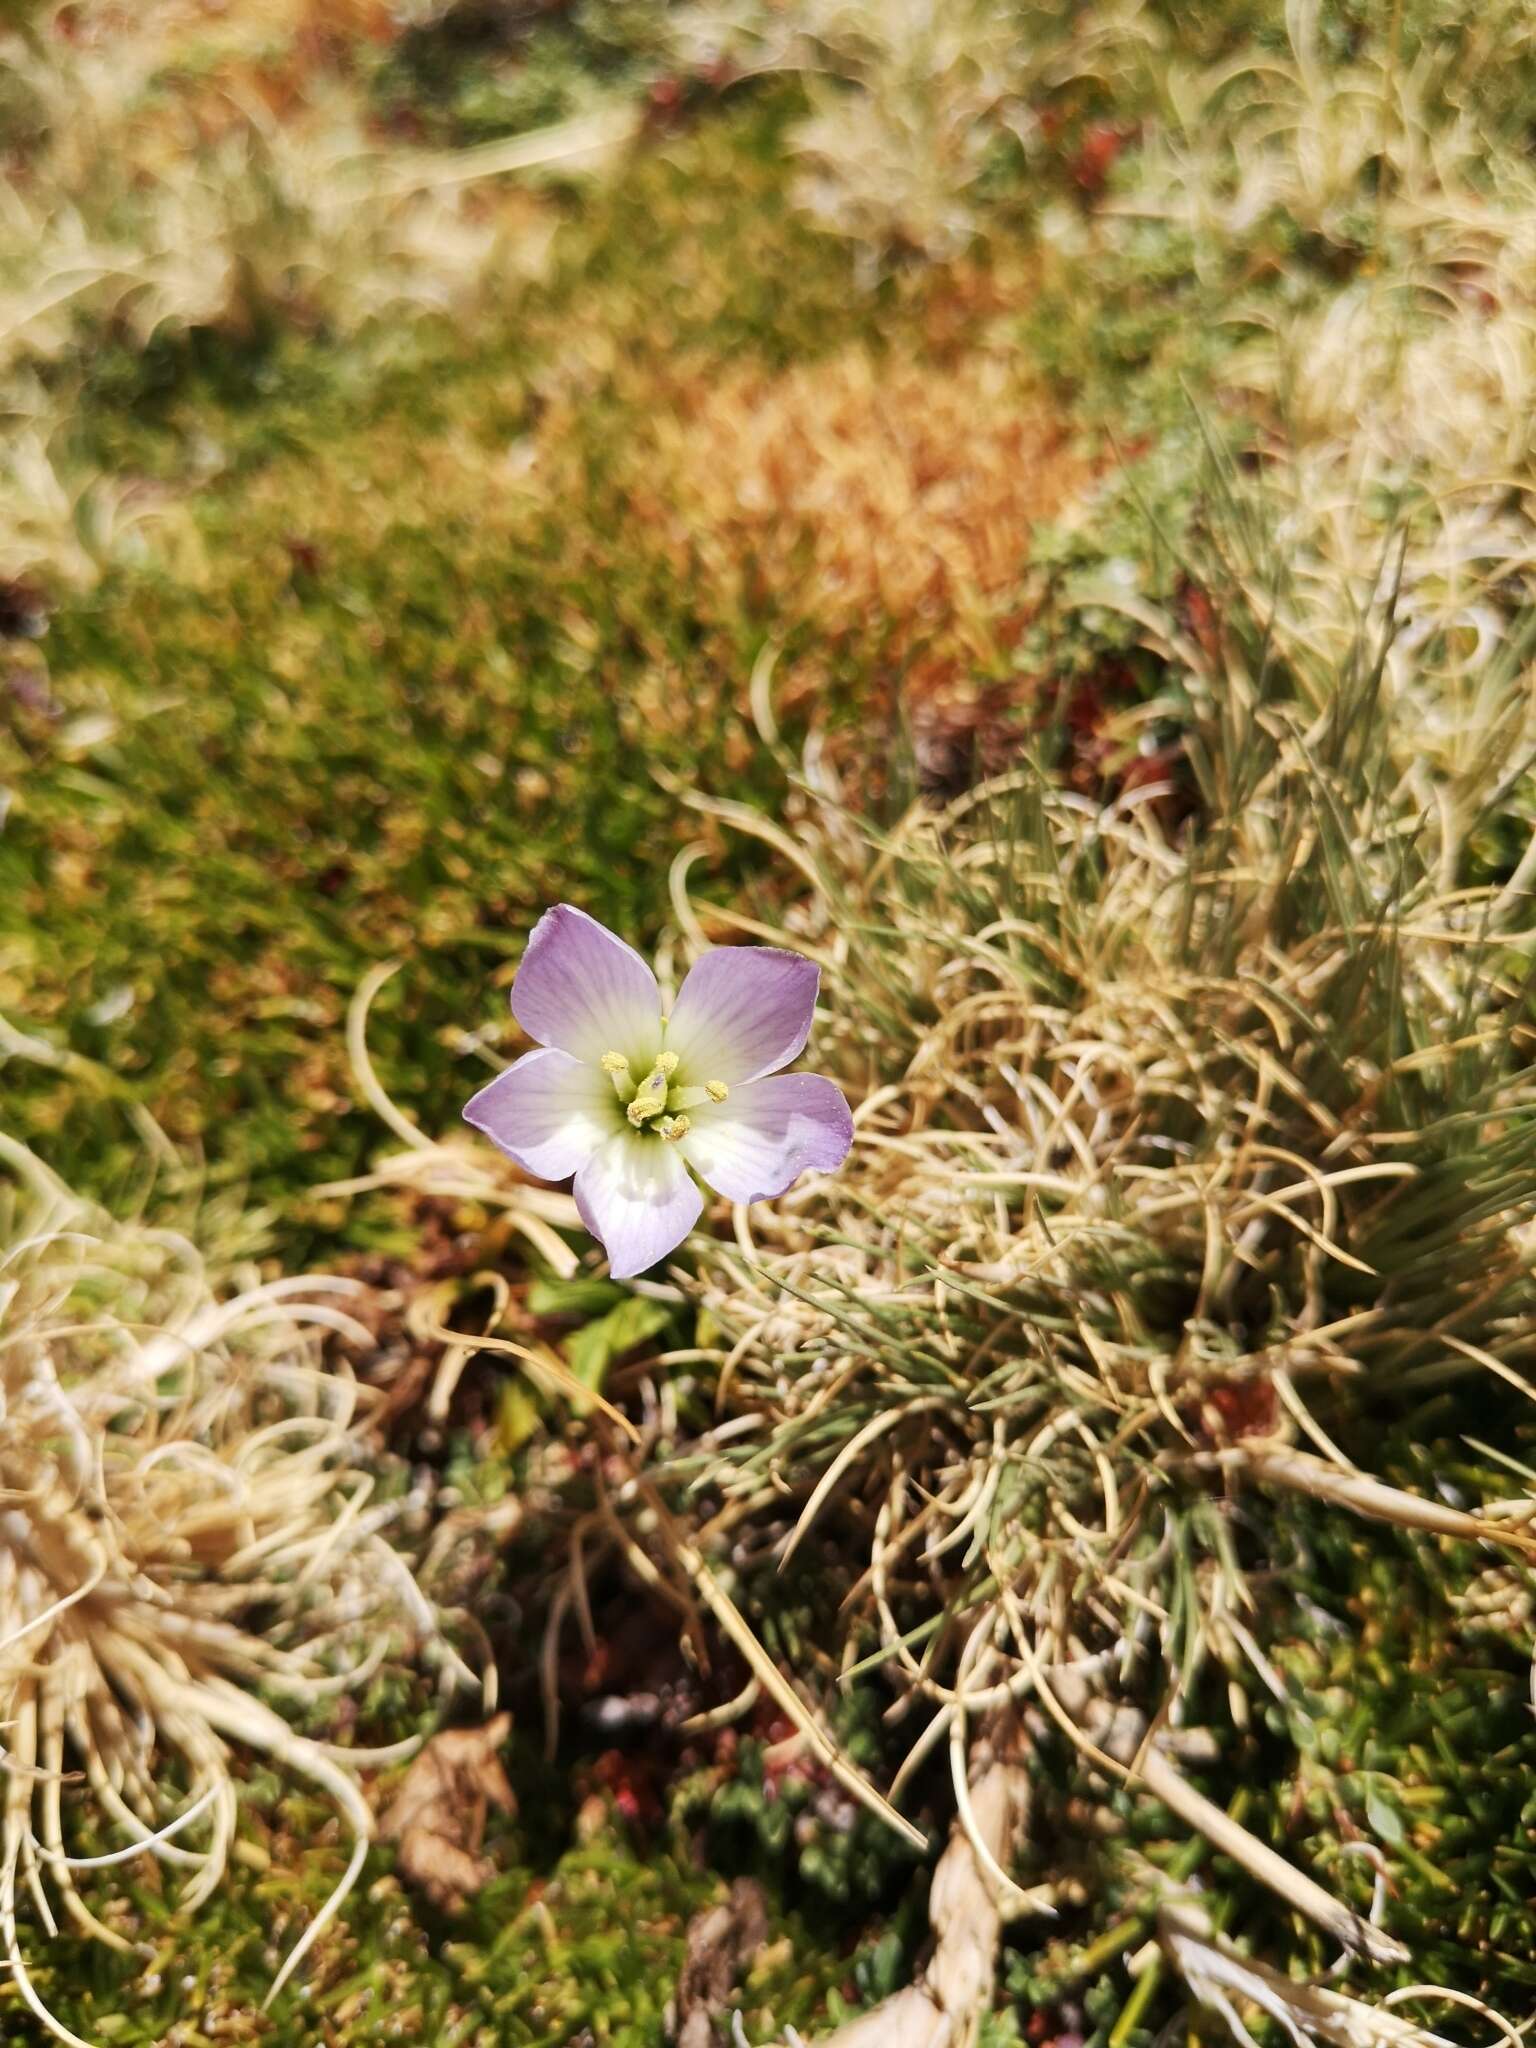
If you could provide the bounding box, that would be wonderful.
[31,1758,859,2047]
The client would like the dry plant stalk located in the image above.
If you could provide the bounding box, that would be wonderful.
[0,1131,437,2046]
[813,1719,1034,2048]
[1158,1904,1458,2048]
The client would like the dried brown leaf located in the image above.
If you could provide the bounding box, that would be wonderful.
[379,1712,516,1912]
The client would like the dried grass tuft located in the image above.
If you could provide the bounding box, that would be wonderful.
[673,0,1151,264]
[0,1131,439,2045]
[582,587,1536,2036]
[1108,0,1536,793]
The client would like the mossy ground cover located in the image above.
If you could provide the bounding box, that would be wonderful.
[45,1764,867,2046]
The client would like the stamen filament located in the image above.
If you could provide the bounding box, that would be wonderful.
[601,1050,637,1105]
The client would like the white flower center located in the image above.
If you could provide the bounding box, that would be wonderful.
[600,1041,728,1142]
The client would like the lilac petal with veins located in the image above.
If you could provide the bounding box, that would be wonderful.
[681,1072,853,1205]
[664,947,821,1085]
[463,1047,613,1182]
[511,904,662,1067]
[574,1130,704,1279]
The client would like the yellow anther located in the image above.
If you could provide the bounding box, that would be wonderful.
[627,1089,666,1126]
[659,1114,691,1142]
[600,1051,631,1075]
[665,1080,724,1111]
[654,1051,680,1077]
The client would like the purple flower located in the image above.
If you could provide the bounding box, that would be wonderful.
[463,905,854,1278]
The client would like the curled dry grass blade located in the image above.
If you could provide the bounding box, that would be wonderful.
[0,1131,443,2045]
[320,960,586,1287]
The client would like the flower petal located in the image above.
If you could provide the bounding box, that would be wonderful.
[665,947,821,1085]
[681,1073,853,1204]
[512,904,661,1065]
[574,1131,703,1279]
[463,1048,613,1182]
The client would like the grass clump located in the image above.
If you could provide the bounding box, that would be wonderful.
[373,0,679,147]
[705,0,1536,853]
[0,1133,449,2044]
[0,0,632,591]
[549,555,1536,2037]
[670,0,1150,268]
[1112,0,1536,791]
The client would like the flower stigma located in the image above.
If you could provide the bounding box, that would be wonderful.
[625,1050,680,1127]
